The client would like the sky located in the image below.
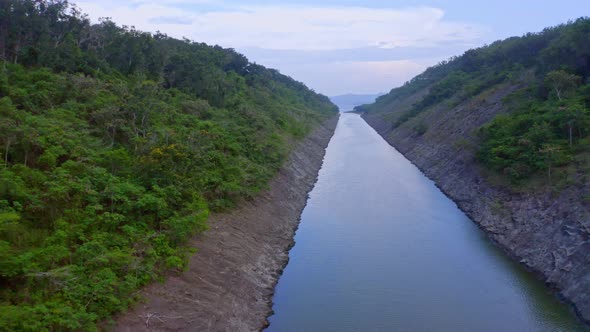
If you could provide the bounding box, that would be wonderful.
[76,0,590,96]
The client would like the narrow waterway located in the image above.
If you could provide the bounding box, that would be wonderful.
[266,113,586,331]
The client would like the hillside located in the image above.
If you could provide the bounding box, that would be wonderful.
[360,18,590,323]
[0,1,337,330]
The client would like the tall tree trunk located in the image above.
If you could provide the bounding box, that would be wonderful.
[111,127,116,147]
[4,139,10,167]
[13,49,17,64]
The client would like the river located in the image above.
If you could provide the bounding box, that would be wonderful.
[266,113,586,331]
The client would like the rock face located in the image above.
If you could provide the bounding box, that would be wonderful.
[113,115,339,332]
[362,85,590,325]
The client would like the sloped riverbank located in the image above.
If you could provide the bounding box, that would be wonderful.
[113,115,338,331]
[363,104,590,327]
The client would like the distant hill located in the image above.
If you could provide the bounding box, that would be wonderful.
[330,93,384,112]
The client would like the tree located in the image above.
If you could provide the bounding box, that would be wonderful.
[539,144,562,183]
[545,70,581,100]
[0,98,18,167]
[556,103,585,147]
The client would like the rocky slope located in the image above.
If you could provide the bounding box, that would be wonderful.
[362,84,590,325]
[113,115,339,331]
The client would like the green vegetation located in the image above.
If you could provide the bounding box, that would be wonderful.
[0,1,336,330]
[412,121,428,136]
[477,73,589,181]
[359,17,590,183]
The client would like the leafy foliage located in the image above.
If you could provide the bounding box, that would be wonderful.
[478,75,588,181]
[0,1,337,330]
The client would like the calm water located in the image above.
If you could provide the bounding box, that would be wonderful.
[266,113,586,332]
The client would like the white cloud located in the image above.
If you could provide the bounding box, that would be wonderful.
[75,1,488,94]
[77,2,488,51]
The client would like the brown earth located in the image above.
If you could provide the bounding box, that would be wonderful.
[112,115,339,332]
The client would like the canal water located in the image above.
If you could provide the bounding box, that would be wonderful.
[266,113,586,331]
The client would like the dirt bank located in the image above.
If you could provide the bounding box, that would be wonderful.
[113,115,339,332]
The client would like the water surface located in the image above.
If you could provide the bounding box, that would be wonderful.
[267,113,586,331]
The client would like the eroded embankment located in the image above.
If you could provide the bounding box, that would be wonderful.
[113,115,339,332]
[362,100,590,326]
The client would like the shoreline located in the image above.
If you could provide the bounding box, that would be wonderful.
[113,114,339,331]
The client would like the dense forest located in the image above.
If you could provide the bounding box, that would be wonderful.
[358,18,590,183]
[0,1,336,330]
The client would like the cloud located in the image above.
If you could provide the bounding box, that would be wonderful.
[77,2,488,51]
[75,1,488,94]
[241,46,464,66]
[148,16,193,25]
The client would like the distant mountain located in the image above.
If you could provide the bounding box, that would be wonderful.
[330,93,384,112]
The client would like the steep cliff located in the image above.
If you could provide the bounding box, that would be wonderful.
[360,18,590,324]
